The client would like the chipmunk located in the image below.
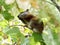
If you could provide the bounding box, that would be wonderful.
[18,9,44,33]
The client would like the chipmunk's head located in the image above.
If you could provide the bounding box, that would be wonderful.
[18,9,34,23]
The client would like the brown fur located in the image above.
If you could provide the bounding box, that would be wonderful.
[18,9,44,33]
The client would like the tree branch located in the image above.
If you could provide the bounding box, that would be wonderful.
[51,0,60,12]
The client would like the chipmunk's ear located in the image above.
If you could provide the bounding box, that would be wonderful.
[26,9,29,12]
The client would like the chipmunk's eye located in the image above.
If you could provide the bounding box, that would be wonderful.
[18,12,30,19]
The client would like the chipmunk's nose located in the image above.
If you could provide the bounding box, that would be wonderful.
[17,15,19,17]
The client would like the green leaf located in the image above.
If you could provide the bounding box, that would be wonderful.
[32,32,43,42]
[6,27,19,34]
[0,20,8,28]
[3,26,10,33]
[0,0,5,5]
[4,4,13,11]
[29,37,36,45]
[2,11,14,21]
[32,32,45,45]
[6,27,25,44]
[28,32,45,45]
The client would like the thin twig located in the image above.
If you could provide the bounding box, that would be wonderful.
[9,25,25,27]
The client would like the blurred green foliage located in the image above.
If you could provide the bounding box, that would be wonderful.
[0,0,60,45]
